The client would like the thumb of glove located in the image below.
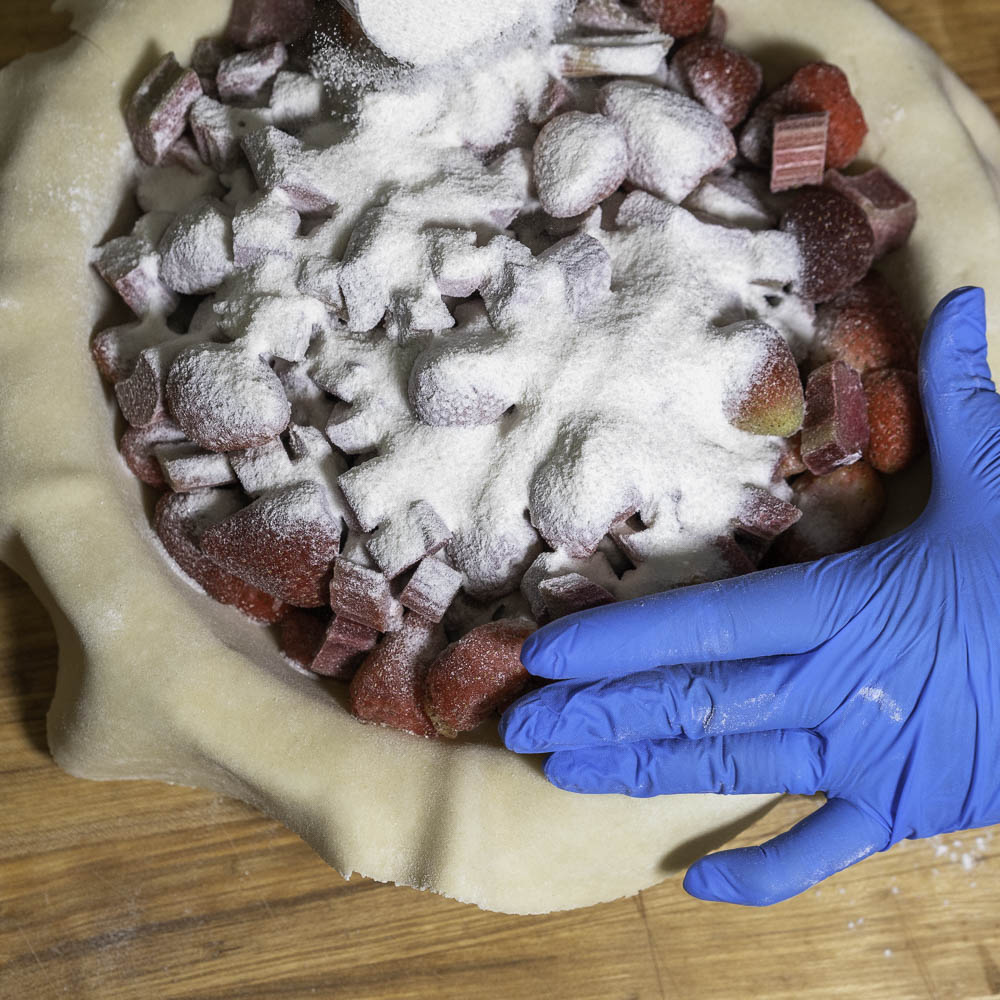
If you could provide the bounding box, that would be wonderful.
[919,287,1000,505]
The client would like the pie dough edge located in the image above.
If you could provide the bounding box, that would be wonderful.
[0,0,998,914]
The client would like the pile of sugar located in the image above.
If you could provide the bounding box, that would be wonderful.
[106,1,815,611]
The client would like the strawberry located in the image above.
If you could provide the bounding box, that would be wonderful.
[724,322,804,437]
[671,38,763,129]
[422,620,537,738]
[781,188,875,302]
[200,482,342,607]
[349,615,446,738]
[863,369,927,475]
[785,63,868,169]
[810,272,918,376]
[640,0,714,39]
[771,461,886,563]
[154,489,289,623]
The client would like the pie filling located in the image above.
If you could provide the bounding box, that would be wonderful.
[90,0,925,739]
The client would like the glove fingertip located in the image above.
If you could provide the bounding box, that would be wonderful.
[683,852,759,905]
[520,622,574,678]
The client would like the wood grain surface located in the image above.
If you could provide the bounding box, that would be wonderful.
[3,3,1000,998]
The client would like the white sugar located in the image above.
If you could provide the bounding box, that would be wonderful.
[109,4,817,606]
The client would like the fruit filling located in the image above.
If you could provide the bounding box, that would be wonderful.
[92,0,925,738]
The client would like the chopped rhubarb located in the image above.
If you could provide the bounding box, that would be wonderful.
[537,573,615,621]
[226,0,315,46]
[93,229,178,317]
[311,615,380,679]
[399,557,463,623]
[538,234,613,316]
[801,361,870,476]
[330,559,405,633]
[366,501,452,579]
[119,419,187,488]
[770,112,829,193]
[733,486,802,540]
[824,167,918,258]
[115,349,168,428]
[217,42,288,103]
[126,53,203,166]
[155,442,237,492]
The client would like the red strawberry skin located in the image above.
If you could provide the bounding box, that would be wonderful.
[863,368,927,475]
[672,38,763,128]
[154,489,288,623]
[640,0,714,39]
[200,482,342,607]
[786,63,868,169]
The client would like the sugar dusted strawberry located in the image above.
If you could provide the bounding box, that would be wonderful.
[771,461,886,563]
[533,112,628,220]
[166,345,291,452]
[154,489,288,623]
[349,614,446,738]
[801,361,870,476]
[596,81,736,205]
[126,54,203,166]
[723,321,804,437]
[640,0,714,39]
[423,620,537,738]
[226,0,315,46]
[863,369,927,475]
[824,167,918,258]
[785,63,868,170]
[781,188,875,303]
[119,419,187,488]
[670,38,762,129]
[810,272,918,377]
[200,482,342,607]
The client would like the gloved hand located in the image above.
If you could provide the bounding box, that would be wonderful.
[501,287,1000,906]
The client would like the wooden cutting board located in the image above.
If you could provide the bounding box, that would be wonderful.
[2,3,1000,997]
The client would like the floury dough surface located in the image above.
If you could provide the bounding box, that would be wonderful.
[1,0,999,914]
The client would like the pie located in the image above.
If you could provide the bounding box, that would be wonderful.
[1,0,999,914]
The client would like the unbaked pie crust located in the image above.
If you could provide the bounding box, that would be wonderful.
[1,0,999,913]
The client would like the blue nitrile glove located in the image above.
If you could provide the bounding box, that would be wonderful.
[501,287,1000,906]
